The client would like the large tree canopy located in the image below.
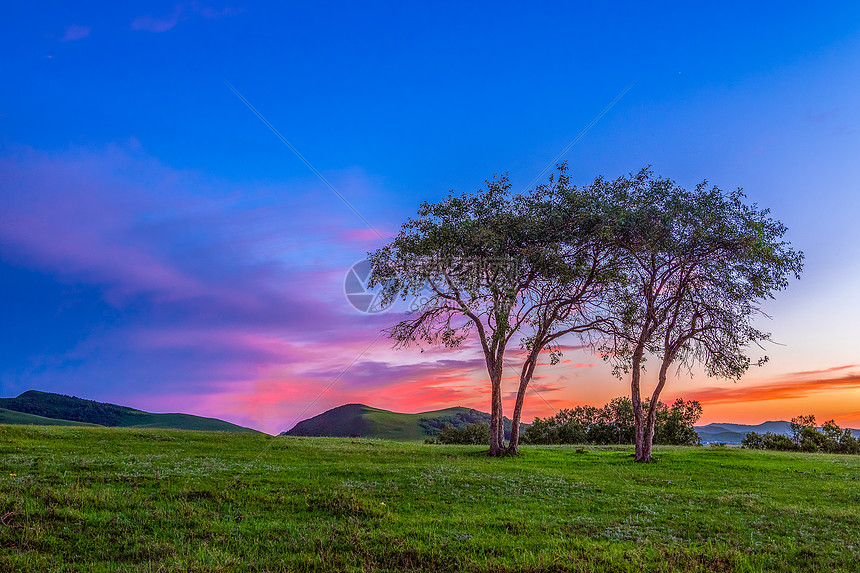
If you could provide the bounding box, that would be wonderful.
[504,165,619,453]
[369,167,801,461]
[368,174,546,456]
[368,166,614,455]
[596,169,804,461]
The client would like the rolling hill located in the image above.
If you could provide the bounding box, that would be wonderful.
[285,403,860,444]
[282,403,521,441]
[695,420,860,444]
[0,390,259,433]
[0,407,101,427]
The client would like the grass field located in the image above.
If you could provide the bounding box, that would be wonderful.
[1,425,859,572]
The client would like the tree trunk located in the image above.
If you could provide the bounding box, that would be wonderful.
[641,403,657,462]
[489,380,502,456]
[507,353,538,455]
[506,376,528,455]
[494,379,505,452]
[631,348,646,461]
[488,361,505,456]
[639,358,671,462]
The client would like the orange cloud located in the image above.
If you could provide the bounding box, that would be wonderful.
[689,366,860,405]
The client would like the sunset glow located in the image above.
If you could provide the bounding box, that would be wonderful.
[2,4,859,434]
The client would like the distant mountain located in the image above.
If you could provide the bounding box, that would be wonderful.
[0,390,259,433]
[282,403,522,441]
[695,420,860,444]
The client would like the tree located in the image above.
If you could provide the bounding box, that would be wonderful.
[599,169,803,461]
[505,164,618,454]
[790,414,816,445]
[741,431,765,449]
[744,417,860,455]
[655,399,703,445]
[370,166,613,456]
[437,422,491,445]
[368,175,551,456]
[598,396,636,444]
[522,396,701,445]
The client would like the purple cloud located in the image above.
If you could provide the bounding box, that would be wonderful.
[0,144,613,433]
[0,145,402,426]
[61,24,91,42]
[132,3,242,33]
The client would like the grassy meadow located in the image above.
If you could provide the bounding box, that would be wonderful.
[1,425,859,572]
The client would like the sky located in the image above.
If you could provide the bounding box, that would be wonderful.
[1,2,859,434]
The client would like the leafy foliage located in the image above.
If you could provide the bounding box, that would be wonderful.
[368,174,545,454]
[418,410,520,439]
[436,422,492,445]
[524,397,702,446]
[593,169,803,461]
[789,414,817,444]
[370,166,802,459]
[743,417,860,454]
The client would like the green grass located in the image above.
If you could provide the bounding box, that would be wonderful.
[2,425,859,572]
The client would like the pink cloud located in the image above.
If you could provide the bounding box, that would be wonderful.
[0,144,613,434]
[0,144,404,413]
[337,227,393,243]
[132,3,242,33]
[61,24,91,42]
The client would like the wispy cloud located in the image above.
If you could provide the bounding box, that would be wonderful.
[689,366,860,405]
[61,24,91,42]
[0,144,399,431]
[132,2,242,33]
[786,364,858,377]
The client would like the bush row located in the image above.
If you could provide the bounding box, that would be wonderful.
[742,416,860,454]
[523,397,702,446]
[427,397,703,446]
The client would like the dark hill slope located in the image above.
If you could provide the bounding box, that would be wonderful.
[283,403,520,441]
[0,407,100,427]
[0,390,259,433]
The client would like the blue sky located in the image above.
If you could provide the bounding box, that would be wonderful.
[2,2,859,433]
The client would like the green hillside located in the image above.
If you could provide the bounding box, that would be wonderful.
[114,411,260,432]
[283,403,519,440]
[0,390,259,433]
[0,408,100,427]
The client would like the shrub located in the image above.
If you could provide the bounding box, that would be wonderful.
[523,397,701,446]
[437,422,490,445]
[761,432,796,451]
[839,431,860,455]
[742,432,765,449]
[799,427,827,452]
[587,422,619,445]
